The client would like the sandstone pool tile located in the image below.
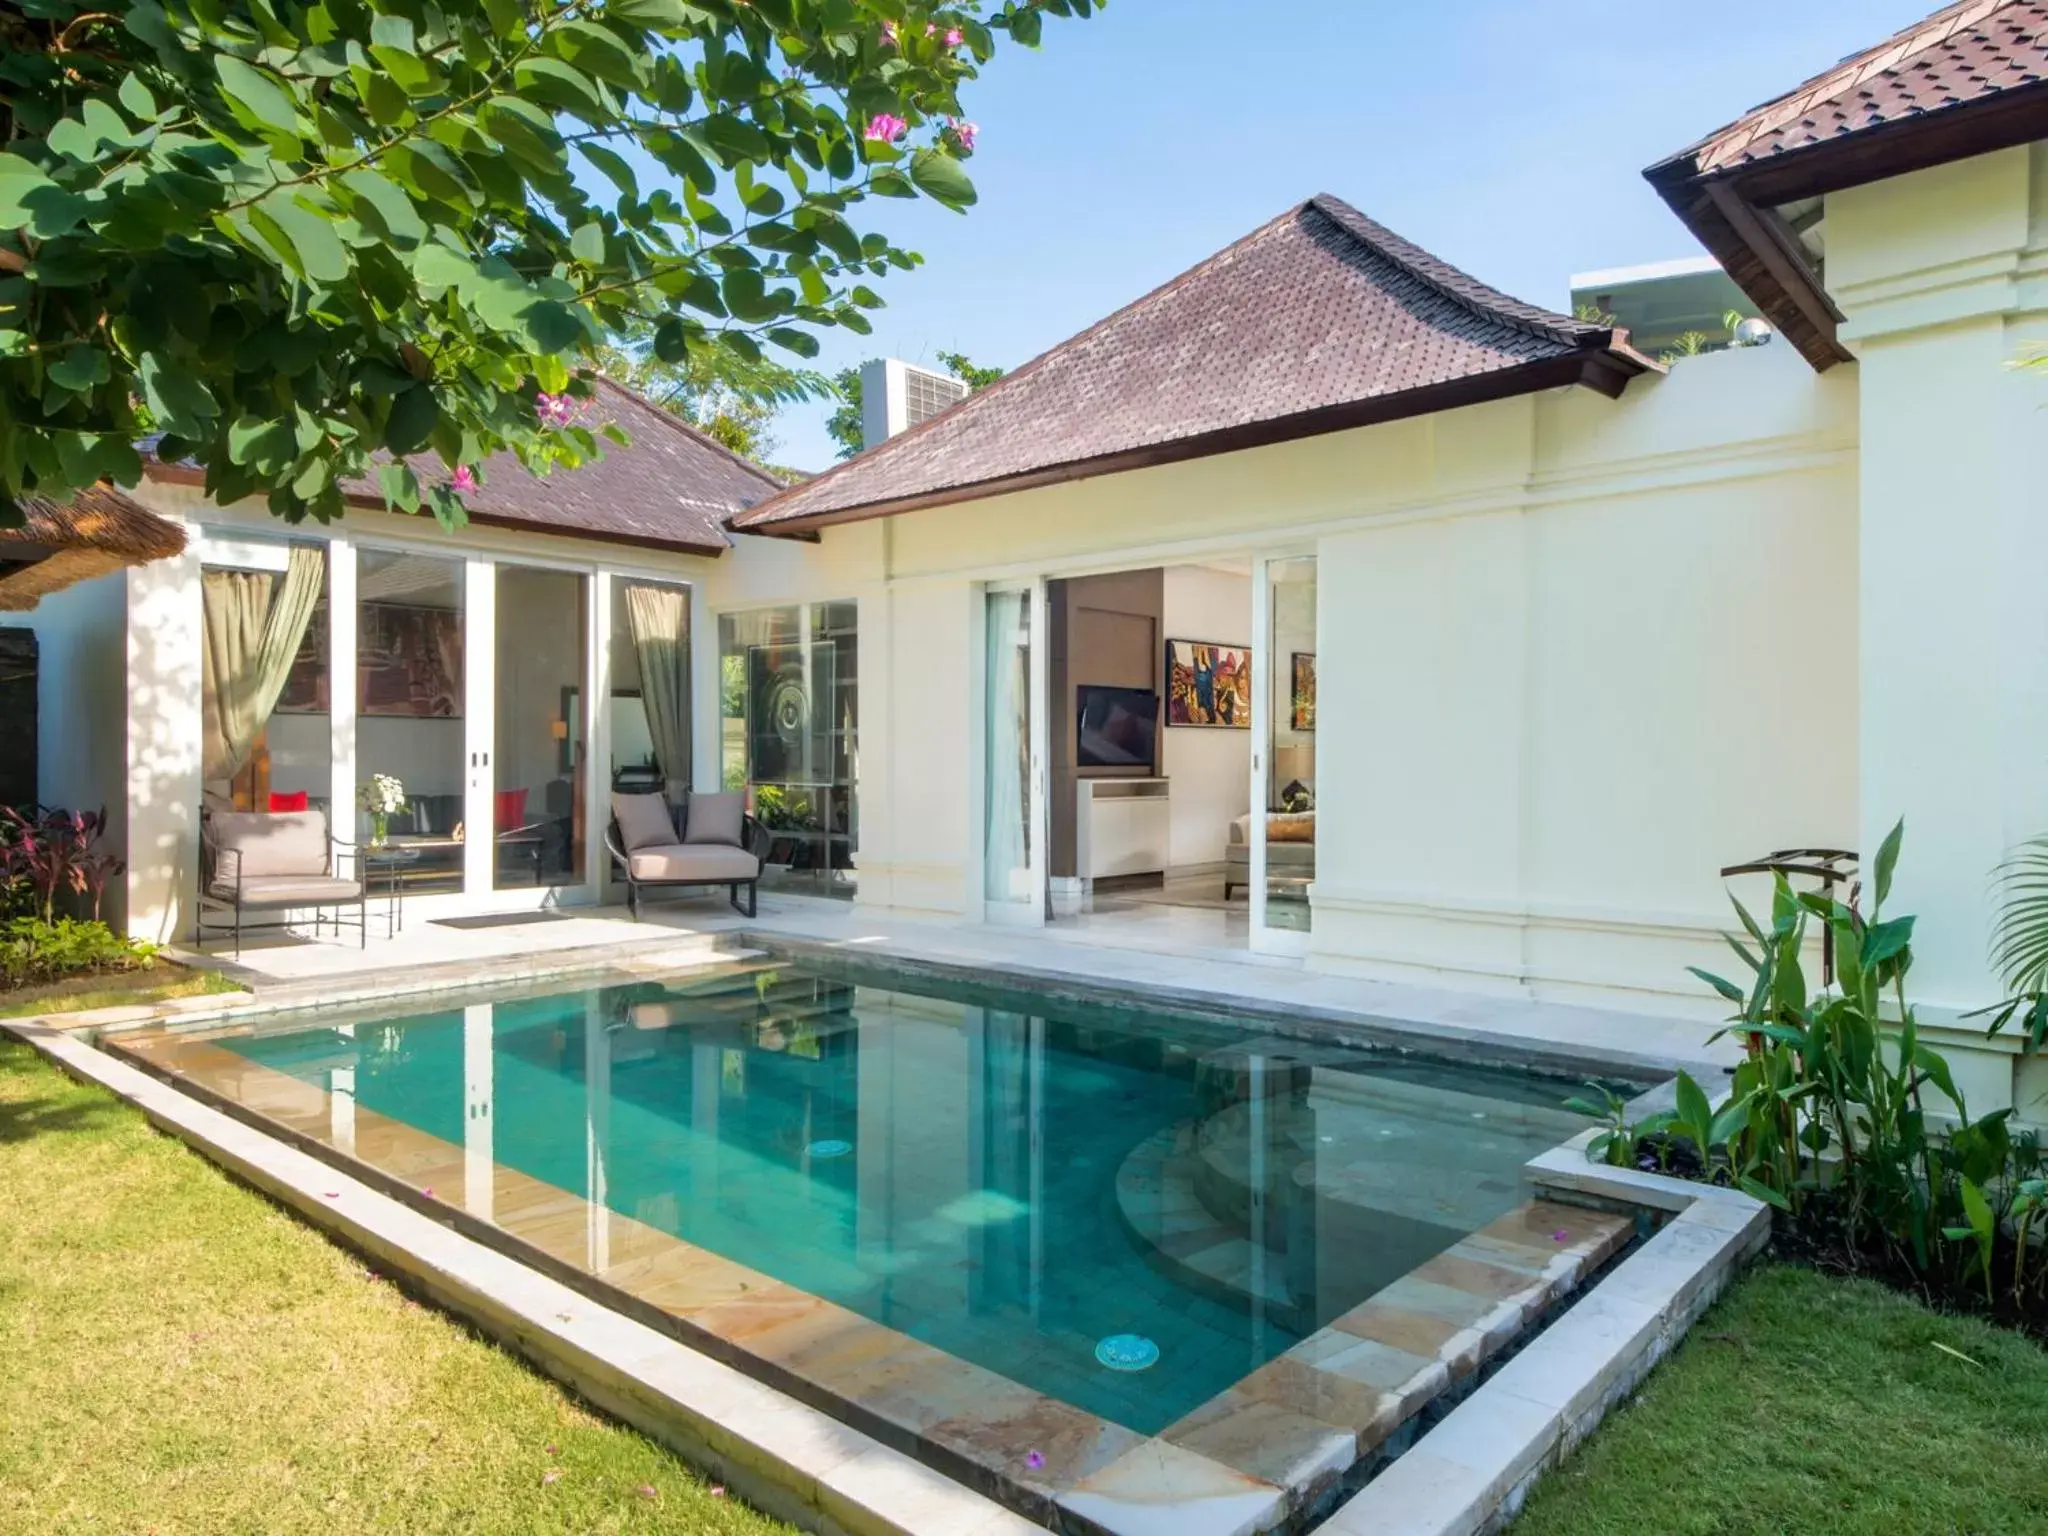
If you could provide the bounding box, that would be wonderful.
[1329,1300,1470,1359]
[925,1391,1146,1493]
[1408,1250,1550,1305]
[1162,1391,1355,1503]
[1057,1436,1286,1536]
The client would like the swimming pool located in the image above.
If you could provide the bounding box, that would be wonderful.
[127,955,1629,1526]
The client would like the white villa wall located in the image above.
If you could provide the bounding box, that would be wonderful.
[1160,565,1252,869]
[22,572,131,926]
[1828,142,2048,1122]
[777,337,1859,1010]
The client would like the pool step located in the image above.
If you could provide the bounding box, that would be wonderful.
[1114,1121,1310,1331]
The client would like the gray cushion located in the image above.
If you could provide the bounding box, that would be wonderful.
[211,874,363,904]
[683,791,745,847]
[611,792,677,852]
[208,810,329,877]
[627,843,760,882]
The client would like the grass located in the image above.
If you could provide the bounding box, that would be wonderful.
[1513,1262,2048,1535]
[0,1038,797,1535]
[0,963,246,1019]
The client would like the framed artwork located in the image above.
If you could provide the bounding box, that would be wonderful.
[1165,639,1251,728]
[357,603,463,717]
[1291,652,1316,732]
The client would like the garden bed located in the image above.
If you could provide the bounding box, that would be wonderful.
[0,961,244,1020]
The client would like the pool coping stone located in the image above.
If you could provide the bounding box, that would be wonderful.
[1307,1132,1770,1535]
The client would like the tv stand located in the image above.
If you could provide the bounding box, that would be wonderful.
[1075,778,1171,882]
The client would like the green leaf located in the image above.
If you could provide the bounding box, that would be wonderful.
[512,58,606,123]
[1736,1175,1792,1212]
[47,347,111,391]
[1688,966,1746,1006]
[214,56,303,138]
[138,352,219,436]
[413,243,478,295]
[765,326,820,358]
[0,154,87,238]
[570,221,607,264]
[260,194,350,285]
[118,73,158,123]
[577,143,639,203]
[384,385,439,454]
[339,169,425,247]
[1874,817,1905,912]
[1863,915,1916,969]
[908,149,977,210]
[1674,1070,1714,1145]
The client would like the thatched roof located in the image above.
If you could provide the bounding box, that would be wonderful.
[0,485,188,611]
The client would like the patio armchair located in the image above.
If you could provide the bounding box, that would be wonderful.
[606,791,769,919]
[199,807,366,957]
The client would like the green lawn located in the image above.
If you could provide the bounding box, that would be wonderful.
[1514,1262,2048,1535]
[0,963,246,1019]
[0,1038,795,1535]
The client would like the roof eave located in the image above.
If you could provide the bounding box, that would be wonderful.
[1647,78,2048,372]
[139,459,734,559]
[729,347,1650,538]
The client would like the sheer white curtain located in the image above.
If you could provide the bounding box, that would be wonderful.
[983,592,1031,903]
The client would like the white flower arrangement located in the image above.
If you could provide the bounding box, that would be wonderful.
[358,773,407,816]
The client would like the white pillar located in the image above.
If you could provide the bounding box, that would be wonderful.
[125,534,204,943]
[328,536,357,848]
[690,581,720,793]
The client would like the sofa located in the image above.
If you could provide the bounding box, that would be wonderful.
[1223,811,1315,900]
[199,807,366,955]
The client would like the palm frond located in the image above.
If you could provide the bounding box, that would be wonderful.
[1990,836,2048,993]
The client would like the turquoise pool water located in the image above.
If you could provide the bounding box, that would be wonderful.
[223,959,1596,1433]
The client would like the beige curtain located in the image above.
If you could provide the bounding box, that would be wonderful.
[622,583,691,797]
[201,545,324,782]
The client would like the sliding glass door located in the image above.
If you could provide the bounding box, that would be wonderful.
[492,565,589,890]
[1250,554,1317,953]
[983,582,1049,925]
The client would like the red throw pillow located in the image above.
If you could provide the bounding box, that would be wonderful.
[269,790,310,812]
[495,788,528,831]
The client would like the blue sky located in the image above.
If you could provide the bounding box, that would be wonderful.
[766,0,1925,470]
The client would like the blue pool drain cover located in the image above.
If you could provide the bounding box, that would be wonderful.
[806,1138,853,1160]
[1095,1334,1160,1372]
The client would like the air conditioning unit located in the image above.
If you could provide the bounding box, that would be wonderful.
[859,359,969,448]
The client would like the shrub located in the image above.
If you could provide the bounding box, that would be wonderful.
[0,916,157,990]
[0,805,123,922]
[1608,822,2047,1313]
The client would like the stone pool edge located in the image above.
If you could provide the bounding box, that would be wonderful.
[1310,1132,1770,1536]
[3,1020,1040,1536]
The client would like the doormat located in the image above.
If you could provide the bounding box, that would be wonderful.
[430,911,578,931]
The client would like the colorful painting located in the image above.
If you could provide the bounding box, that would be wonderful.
[1291,652,1316,732]
[360,603,463,717]
[275,601,462,717]
[1165,639,1251,728]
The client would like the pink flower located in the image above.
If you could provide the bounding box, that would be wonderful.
[865,113,907,143]
[450,467,476,495]
[881,19,897,42]
[948,118,978,152]
[926,23,936,35]
[945,27,963,45]
[535,391,578,428]
[1026,1450,1046,1471]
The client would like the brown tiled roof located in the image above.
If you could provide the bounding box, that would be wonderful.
[730,195,1653,535]
[407,379,783,554]
[147,378,782,556]
[1661,0,2048,179]
[1647,1,2048,371]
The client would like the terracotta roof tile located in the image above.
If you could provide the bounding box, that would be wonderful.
[1659,0,2048,178]
[146,378,781,556]
[407,378,782,554]
[731,194,1649,533]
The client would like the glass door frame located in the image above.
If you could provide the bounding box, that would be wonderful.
[977,578,1050,927]
[1249,551,1312,958]
[334,533,630,917]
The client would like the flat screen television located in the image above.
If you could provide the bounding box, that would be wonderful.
[1076,685,1159,770]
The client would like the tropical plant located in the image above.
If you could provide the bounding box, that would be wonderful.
[593,322,831,465]
[1643,821,2048,1309]
[0,0,1100,524]
[0,804,121,921]
[1565,1080,1670,1168]
[1980,834,2048,1054]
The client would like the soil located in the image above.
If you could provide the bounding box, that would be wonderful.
[1627,1133,2048,1345]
